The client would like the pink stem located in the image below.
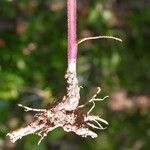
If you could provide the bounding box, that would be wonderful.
[67,0,77,72]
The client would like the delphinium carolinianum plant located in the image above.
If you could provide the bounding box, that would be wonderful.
[7,0,121,144]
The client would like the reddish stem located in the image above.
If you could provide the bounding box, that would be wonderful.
[67,0,77,72]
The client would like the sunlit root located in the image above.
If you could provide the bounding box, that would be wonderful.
[7,107,106,144]
[7,117,46,143]
[56,70,80,111]
[7,86,108,144]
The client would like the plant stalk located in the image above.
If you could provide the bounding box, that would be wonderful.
[57,0,80,111]
[67,0,77,72]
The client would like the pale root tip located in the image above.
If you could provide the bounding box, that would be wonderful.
[6,133,16,143]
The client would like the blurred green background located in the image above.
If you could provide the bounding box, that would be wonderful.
[0,0,150,150]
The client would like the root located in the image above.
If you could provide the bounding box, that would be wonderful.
[7,88,108,144]
[18,104,46,112]
[77,35,122,45]
[78,87,109,114]
[7,72,108,144]
[55,70,80,111]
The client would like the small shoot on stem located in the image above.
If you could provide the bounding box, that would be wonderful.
[77,35,122,45]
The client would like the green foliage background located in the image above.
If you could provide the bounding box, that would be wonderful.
[0,0,150,150]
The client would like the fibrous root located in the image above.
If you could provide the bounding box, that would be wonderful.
[7,87,108,144]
